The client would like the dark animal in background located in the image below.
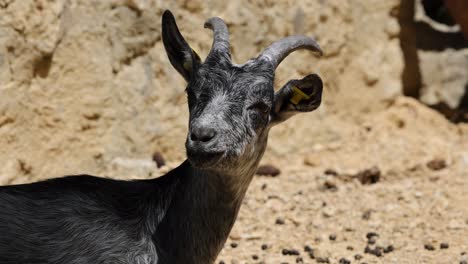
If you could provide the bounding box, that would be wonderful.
[0,10,323,264]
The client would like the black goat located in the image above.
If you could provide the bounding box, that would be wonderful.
[0,10,323,264]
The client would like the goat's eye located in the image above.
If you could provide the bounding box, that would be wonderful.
[248,102,270,115]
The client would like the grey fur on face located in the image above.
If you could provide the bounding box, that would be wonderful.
[164,12,323,178]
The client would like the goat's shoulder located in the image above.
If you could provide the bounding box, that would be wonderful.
[0,174,180,264]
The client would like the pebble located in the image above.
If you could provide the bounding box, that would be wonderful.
[355,166,381,185]
[440,243,449,249]
[362,210,372,220]
[354,254,363,260]
[424,243,435,251]
[366,232,379,239]
[324,169,338,176]
[364,245,383,257]
[282,249,300,256]
[256,165,281,177]
[275,218,285,225]
[322,179,338,191]
[252,254,258,260]
[329,234,337,241]
[304,245,313,253]
[366,232,379,245]
[152,152,166,168]
[383,245,394,253]
[296,257,304,263]
[261,244,268,250]
[230,242,238,248]
[368,236,377,245]
[339,258,351,264]
[426,158,447,171]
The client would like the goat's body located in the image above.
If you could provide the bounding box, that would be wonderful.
[0,168,177,264]
[0,160,248,264]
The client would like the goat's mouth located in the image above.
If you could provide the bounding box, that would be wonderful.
[186,148,225,169]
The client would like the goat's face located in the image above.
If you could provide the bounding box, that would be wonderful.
[162,11,323,173]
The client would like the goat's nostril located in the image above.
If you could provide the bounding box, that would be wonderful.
[200,129,216,142]
[191,127,216,143]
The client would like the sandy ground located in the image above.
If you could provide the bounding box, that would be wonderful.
[212,98,468,264]
[215,158,467,264]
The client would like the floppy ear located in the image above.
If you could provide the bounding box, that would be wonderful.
[270,74,323,126]
[162,10,201,81]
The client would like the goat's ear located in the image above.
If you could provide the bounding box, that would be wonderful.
[162,10,201,81]
[269,74,323,126]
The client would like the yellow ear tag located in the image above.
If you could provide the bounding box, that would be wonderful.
[183,60,192,71]
[290,86,311,105]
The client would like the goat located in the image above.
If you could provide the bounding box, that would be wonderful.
[0,10,323,264]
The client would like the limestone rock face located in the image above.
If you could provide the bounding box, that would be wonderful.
[0,0,403,183]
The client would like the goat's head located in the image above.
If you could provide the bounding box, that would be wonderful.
[162,10,323,173]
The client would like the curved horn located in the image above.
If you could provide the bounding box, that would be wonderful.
[204,17,231,59]
[258,35,323,69]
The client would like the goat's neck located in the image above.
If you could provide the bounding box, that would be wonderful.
[154,158,261,264]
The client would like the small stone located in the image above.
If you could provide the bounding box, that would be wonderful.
[355,166,381,185]
[383,245,394,253]
[346,246,354,251]
[440,243,449,249]
[230,242,238,248]
[256,165,281,177]
[424,243,435,251]
[324,169,338,176]
[366,232,379,240]
[218,261,225,264]
[354,254,363,260]
[304,245,313,252]
[362,210,372,220]
[339,258,350,264]
[152,152,166,168]
[322,179,338,191]
[426,158,447,171]
[261,244,268,250]
[366,232,379,244]
[364,245,383,257]
[329,234,337,241]
[283,249,300,256]
[275,218,285,225]
[252,255,259,260]
[368,236,377,245]
[296,257,304,263]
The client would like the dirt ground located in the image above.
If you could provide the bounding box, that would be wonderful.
[212,97,468,264]
[142,95,468,264]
